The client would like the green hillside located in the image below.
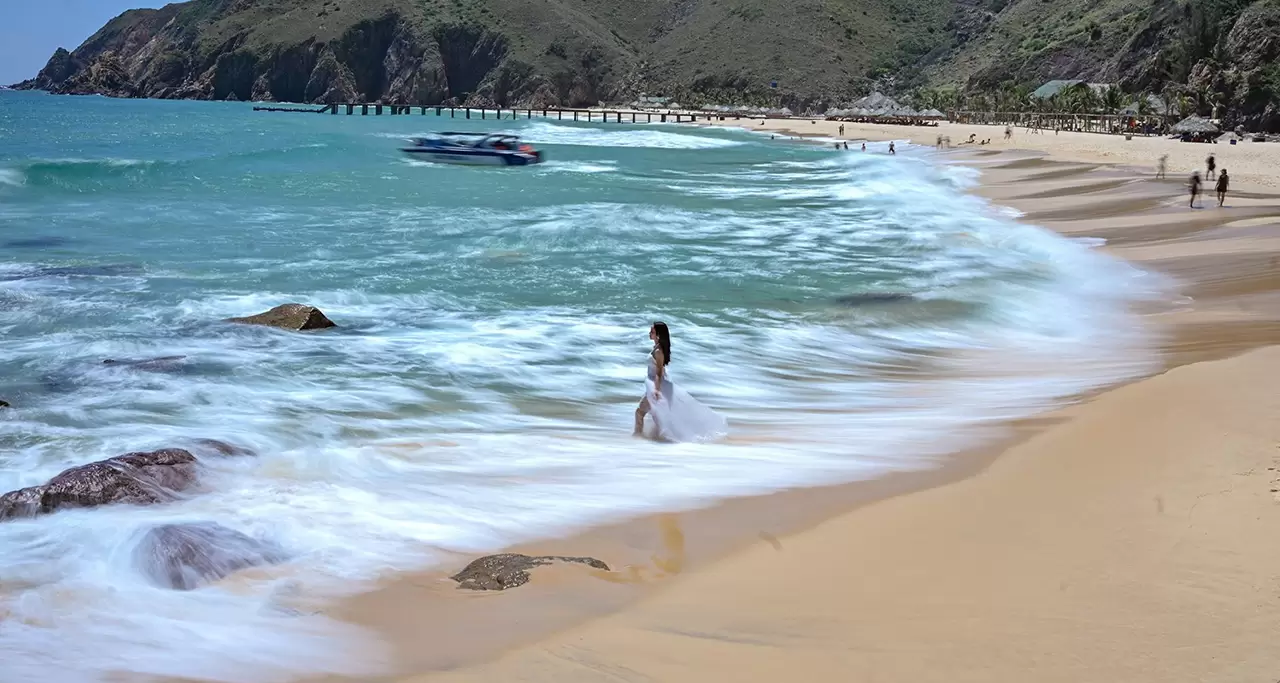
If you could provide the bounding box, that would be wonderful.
[12,0,1280,129]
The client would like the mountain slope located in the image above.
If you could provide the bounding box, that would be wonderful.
[923,0,1280,129]
[12,0,956,108]
[11,0,1280,129]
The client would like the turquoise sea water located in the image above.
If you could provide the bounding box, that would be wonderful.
[0,91,1164,681]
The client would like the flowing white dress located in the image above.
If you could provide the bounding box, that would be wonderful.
[644,348,728,443]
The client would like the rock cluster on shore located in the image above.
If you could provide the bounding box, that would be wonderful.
[0,302,339,589]
[226,303,336,331]
[0,444,283,590]
[2,301,607,593]
[0,448,200,521]
[134,522,287,590]
[451,553,611,590]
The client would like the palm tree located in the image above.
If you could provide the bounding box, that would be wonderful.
[1078,86,1101,114]
[1176,94,1193,117]
[1102,86,1124,114]
[1012,84,1032,112]
[1135,93,1153,117]
[1161,82,1181,120]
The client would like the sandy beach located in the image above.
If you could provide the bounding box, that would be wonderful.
[751,117,1280,192]
[311,122,1280,683]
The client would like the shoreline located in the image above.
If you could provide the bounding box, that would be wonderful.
[307,125,1280,681]
[737,117,1280,193]
[416,342,1280,683]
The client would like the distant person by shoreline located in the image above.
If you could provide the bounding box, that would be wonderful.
[1156,154,1168,179]
[1216,169,1229,207]
[1188,170,1202,208]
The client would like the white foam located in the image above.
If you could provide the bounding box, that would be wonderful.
[539,160,618,174]
[0,118,1170,682]
[0,168,24,187]
[510,122,745,149]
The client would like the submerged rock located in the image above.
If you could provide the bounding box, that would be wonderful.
[101,355,187,372]
[0,264,142,282]
[0,449,199,521]
[0,399,9,409]
[451,553,610,591]
[226,304,336,331]
[3,236,69,249]
[188,438,257,458]
[833,293,914,306]
[134,522,287,590]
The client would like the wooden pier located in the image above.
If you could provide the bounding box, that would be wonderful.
[253,103,733,124]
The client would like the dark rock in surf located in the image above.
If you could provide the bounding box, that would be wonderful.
[37,264,142,278]
[450,553,610,591]
[834,293,914,306]
[0,264,141,283]
[0,448,199,521]
[134,522,287,590]
[0,399,9,409]
[226,304,336,331]
[102,355,188,372]
[3,236,69,249]
[188,438,257,458]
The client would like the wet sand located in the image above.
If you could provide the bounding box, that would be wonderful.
[752,117,1280,191]
[310,131,1280,683]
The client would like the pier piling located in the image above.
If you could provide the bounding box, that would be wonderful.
[257,104,716,127]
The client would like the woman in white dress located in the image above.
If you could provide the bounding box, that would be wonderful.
[633,322,727,442]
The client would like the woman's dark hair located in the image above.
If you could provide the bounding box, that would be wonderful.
[652,321,672,366]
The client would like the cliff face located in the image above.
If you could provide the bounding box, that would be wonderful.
[10,0,956,109]
[11,0,1280,127]
[925,0,1280,130]
[13,1,620,106]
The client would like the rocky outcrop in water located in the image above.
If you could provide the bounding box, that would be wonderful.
[451,553,610,590]
[18,47,83,91]
[0,399,10,409]
[226,303,336,331]
[53,52,139,97]
[0,449,199,521]
[102,355,188,372]
[188,438,256,458]
[133,522,287,590]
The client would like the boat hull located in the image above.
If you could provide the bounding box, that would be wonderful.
[401,148,542,166]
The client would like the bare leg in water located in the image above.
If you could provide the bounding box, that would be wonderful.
[634,397,650,437]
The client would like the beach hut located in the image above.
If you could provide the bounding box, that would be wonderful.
[854,92,903,112]
[1170,115,1219,134]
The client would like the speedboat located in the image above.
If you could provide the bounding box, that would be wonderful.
[401,132,544,166]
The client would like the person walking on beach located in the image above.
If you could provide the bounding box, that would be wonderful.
[888,141,896,155]
[1188,170,1202,208]
[1156,154,1168,179]
[1216,169,1230,207]
[1004,125,1012,141]
[839,124,845,137]
[633,322,726,442]
[1206,153,1217,180]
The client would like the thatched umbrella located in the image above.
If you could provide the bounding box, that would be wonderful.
[1170,115,1219,134]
